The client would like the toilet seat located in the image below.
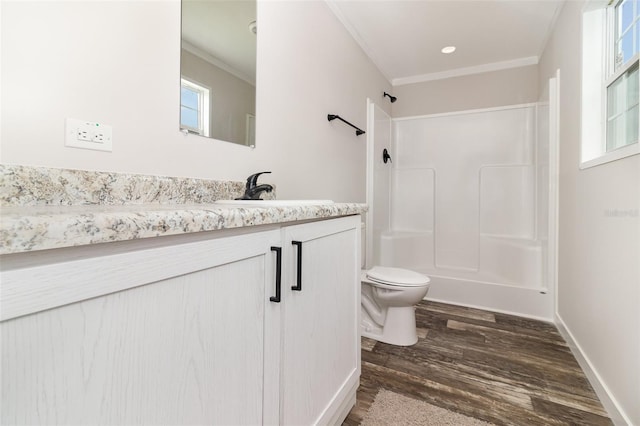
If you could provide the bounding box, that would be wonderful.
[366,266,430,288]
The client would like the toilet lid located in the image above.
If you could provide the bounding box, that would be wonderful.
[366,266,430,287]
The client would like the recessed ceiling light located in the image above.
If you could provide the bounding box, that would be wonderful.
[441,46,456,54]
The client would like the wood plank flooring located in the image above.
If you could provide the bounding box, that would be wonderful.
[343,301,612,426]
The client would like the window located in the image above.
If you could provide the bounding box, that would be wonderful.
[607,0,639,151]
[180,78,210,137]
[606,62,638,151]
[581,0,640,168]
[613,0,638,68]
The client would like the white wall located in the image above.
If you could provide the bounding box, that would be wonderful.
[256,1,391,202]
[391,65,539,117]
[0,0,391,202]
[538,1,640,424]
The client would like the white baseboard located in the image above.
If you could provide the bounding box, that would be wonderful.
[554,313,631,426]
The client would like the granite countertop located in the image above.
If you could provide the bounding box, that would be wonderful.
[0,165,366,255]
[0,202,367,255]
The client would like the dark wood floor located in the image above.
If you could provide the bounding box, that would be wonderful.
[344,301,612,426]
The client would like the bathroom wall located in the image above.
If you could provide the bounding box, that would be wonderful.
[538,1,640,424]
[0,0,391,202]
[391,65,539,117]
[257,1,391,202]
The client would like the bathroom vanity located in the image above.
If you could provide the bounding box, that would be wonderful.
[0,166,366,425]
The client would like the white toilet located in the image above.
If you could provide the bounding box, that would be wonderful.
[361,226,430,346]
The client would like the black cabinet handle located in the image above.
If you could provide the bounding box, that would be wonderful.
[291,241,302,291]
[270,246,282,303]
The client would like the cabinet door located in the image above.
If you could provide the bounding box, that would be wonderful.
[1,230,281,425]
[281,216,361,425]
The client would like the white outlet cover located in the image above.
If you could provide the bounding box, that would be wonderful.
[65,118,112,152]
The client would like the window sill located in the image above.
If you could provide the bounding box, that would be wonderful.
[580,142,639,169]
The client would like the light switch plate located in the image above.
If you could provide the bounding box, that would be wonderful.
[65,118,112,152]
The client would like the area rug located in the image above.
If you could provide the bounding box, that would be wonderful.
[360,389,494,426]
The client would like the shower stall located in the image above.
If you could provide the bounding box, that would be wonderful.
[366,76,558,320]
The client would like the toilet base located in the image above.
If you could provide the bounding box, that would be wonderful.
[361,306,419,346]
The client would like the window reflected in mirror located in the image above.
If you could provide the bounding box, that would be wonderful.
[180,78,210,137]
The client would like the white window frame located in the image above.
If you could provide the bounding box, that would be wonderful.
[180,77,210,137]
[581,0,639,169]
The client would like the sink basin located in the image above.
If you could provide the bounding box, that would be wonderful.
[215,199,334,207]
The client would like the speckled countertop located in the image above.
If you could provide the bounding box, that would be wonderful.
[0,165,367,255]
[0,202,366,255]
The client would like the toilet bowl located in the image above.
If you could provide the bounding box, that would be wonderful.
[361,266,430,346]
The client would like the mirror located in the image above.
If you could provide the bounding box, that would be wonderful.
[180,0,257,147]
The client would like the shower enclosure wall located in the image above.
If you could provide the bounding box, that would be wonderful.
[367,79,558,320]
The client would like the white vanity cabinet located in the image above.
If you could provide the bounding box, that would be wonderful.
[1,229,283,425]
[280,217,361,425]
[0,214,361,425]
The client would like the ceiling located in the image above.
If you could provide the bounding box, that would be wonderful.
[181,0,564,87]
[327,0,565,85]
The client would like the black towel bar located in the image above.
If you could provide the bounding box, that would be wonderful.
[327,114,365,136]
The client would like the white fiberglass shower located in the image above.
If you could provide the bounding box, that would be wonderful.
[366,75,559,320]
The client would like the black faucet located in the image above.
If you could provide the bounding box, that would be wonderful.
[236,171,273,200]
